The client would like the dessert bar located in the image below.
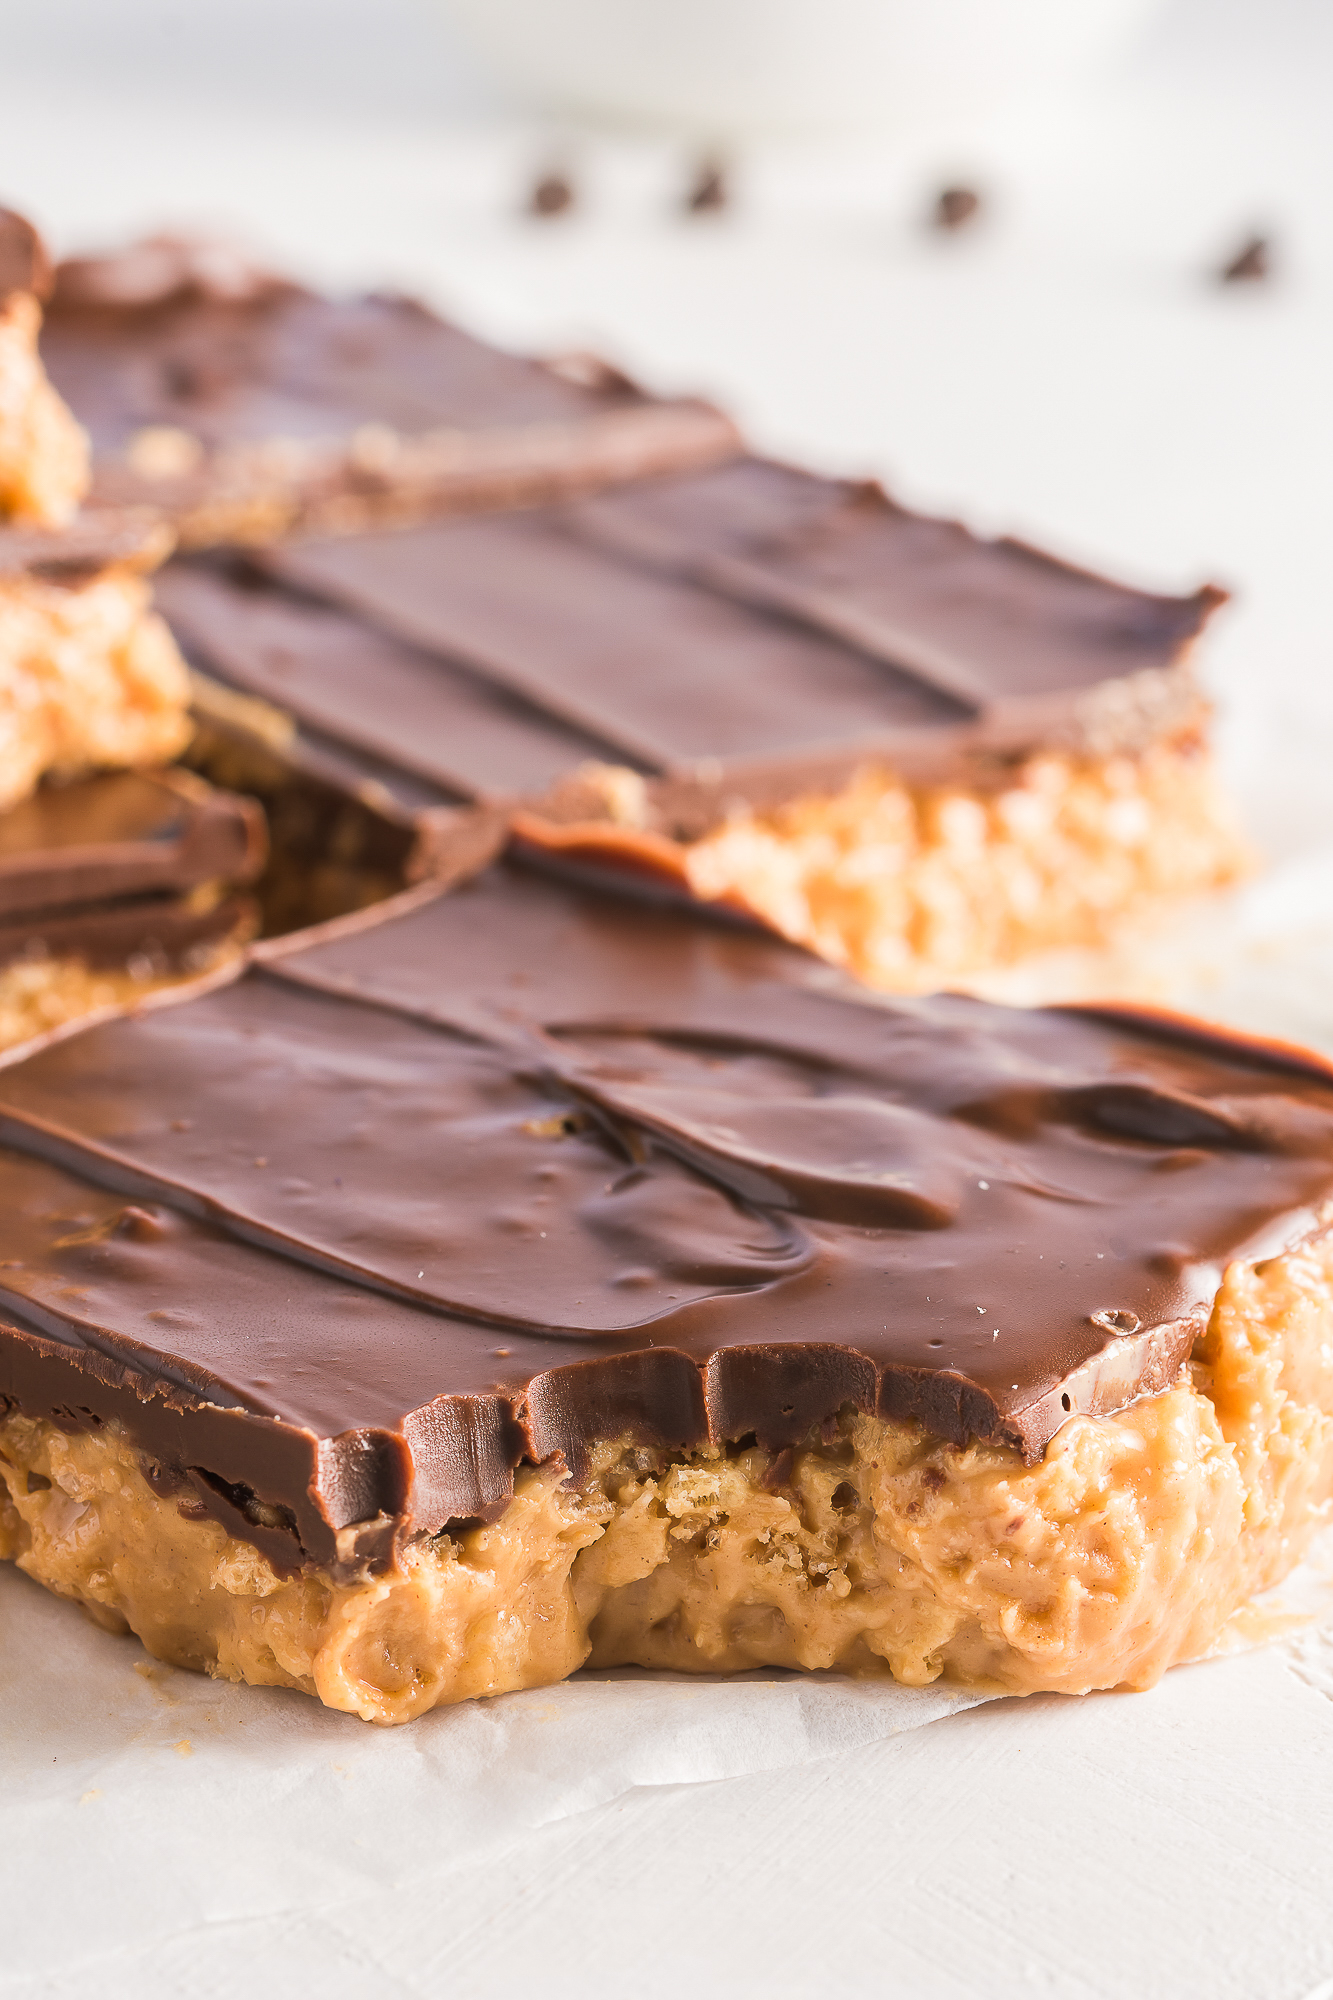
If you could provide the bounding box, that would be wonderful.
[1,857,1330,1721]
[39,235,742,547]
[161,454,1244,990]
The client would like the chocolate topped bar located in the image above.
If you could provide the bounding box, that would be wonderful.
[1,857,1330,1574]
[153,456,1226,860]
[38,238,741,545]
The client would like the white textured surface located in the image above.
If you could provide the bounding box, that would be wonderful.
[3,4,1333,1993]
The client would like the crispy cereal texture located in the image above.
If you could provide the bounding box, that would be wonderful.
[0,542,192,811]
[0,293,89,527]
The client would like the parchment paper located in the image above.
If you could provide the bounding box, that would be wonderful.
[6,1521,1333,1994]
[0,1559,984,1978]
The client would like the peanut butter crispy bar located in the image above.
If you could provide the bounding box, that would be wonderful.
[38,236,741,548]
[1,858,1331,1719]
[161,454,1242,989]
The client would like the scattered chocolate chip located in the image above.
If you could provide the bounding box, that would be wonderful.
[933,186,982,232]
[686,159,729,215]
[529,172,575,219]
[1220,234,1271,284]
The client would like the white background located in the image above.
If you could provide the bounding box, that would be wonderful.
[2,3,1333,1992]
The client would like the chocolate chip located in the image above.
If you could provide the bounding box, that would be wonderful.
[1220,234,1270,283]
[933,186,982,232]
[529,172,575,219]
[686,160,729,215]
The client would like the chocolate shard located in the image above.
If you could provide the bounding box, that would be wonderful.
[1,856,1332,1570]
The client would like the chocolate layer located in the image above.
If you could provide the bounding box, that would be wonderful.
[39,239,741,540]
[155,457,1226,864]
[0,770,265,924]
[0,890,257,978]
[0,507,171,584]
[157,556,619,813]
[1,858,1330,1573]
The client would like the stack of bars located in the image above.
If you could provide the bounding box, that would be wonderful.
[3,204,1329,1728]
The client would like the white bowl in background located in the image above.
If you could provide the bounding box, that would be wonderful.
[438,0,1164,139]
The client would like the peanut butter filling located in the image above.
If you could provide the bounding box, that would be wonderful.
[3,1229,1330,1726]
[561,738,1248,994]
[0,927,248,1054]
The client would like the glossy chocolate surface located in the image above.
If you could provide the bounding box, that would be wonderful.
[157,557,617,811]
[43,281,645,455]
[38,239,739,524]
[1,859,1330,1573]
[200,456,1223,832]
[147,455,1227,890]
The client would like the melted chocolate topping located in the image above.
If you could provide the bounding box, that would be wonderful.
[38,241,740,528]
[1,859,1330,1573]
[155,457,1225,860]
[269,458,1223,777]
[0,890,257,977]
